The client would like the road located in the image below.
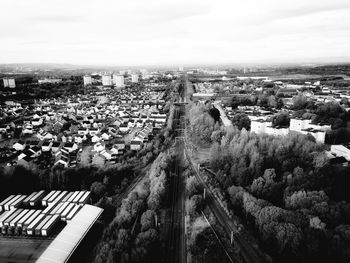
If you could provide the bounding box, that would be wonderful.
[165,80,187,263]
[213,101,233,128]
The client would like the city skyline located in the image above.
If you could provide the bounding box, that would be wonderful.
[1,0,350,65]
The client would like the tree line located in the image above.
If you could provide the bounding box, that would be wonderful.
[207,127,350,262]
[92,151,172,263]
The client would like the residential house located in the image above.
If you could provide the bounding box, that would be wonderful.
[51,141,62,153]
[330,145,350,161]
[92,154,106,167]
[41,141,52,152]
[89,128,99,136]
[101,133,110,141]
[92,135,102,143]
[114,140,126,150]
[63,142,78,153]
[32,118,43,127]
[130,140,142,151]
[13,141,26,151]
[119,123,129,133]
[94,142,105,152]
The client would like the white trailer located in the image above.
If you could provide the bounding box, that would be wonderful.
[55,202,70,216]
[49,202,64,215]
[47,191,61,205]
[0,195,15,212]
[17,209,35,228]
[10,209,29,227]
[3,209,22,227]
[66,204,81,223]
[60,203,75,221]
[78,191,90,204]
[61,192,73,202]
[41,202,60,215]
[29,190,45,206]
[22,210,41,233]
[72,191,85,203]
[41,215,59,236]
[23,192,37,206]
[41,191,56,206]
[9,195,26,210]
[26,213,45,235]
[66,191,79,203]
[53,191,68,203]
[4,195,21,211]
[0,210,17,228]
[35,215,52,236]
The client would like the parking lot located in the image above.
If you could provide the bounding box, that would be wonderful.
[0,236,54,263]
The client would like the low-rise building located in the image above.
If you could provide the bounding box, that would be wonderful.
[330,145,350,161]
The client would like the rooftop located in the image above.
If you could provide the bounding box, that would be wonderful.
[36,204,103,263]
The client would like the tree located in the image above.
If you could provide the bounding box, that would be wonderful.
[140,210,156,232]
[268,95,278,109]
[131,199,145,218]
[227,185,245,207]
[94,242,111,263]
[231,113,251,130]
[134,228,159,249]
[115,229,131,252]
[191,227,231,263]
[292,95,309,110]
[209,107,221,122]
[310,216,326,230]
[90,181,106,201]
[285,190,329,210]
[313,152,330,168]
[186,175,201,197]
[251,169,283,204]
[271,112,290,127]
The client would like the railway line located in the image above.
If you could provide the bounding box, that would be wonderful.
[165,83,186,263]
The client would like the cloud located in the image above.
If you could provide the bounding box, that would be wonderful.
[29,14,85,23]
[0,0,349,65]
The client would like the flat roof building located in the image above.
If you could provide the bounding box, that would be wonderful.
[36,204,103,263]
[3,77,16,88]
[114,74,124,88]
[83,75,92,86]
[131,74,139,83]
[102,75,112,86]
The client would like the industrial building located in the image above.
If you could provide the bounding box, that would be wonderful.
[131,73,139,83]
[36,204,103,263]
[38,78,62,84]
[0,190,102,262]
[3,77,16,88]
[102,75,112,86]
[0,190,92,236]
[114,74,125,87]
[83,75,92,86]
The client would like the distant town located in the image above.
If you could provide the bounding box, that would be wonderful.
[0,63,350,263]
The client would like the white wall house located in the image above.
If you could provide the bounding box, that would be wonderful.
[330,145,350,161]
[290,118,329,143]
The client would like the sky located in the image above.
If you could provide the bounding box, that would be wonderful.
[1,0,350,66]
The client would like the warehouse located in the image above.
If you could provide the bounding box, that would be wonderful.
[36,204,103,263]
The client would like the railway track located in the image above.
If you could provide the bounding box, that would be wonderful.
[165,103,186,263]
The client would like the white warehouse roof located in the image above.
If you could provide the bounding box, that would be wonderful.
[36,204,103,263]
